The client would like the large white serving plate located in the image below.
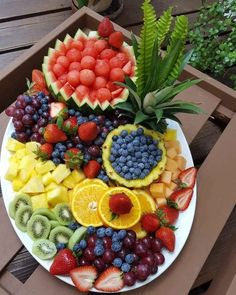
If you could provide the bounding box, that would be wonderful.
[0,118,196,293]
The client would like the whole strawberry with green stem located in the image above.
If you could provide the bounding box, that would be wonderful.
[43,124,67,144]
[64,148,83,170]
[36,143,53,160]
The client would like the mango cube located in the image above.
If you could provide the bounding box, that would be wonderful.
[6,138,24,152]
[166,140,181,154]
[71,169,85,183]
[175,155,186,171]
[51,164,70,184]
[171,169,181,180]
[25,141,40,153]
[5,162,18,181]
[165,187,174,198]
[150,183,166,198]
[160,170,172,185]
[45,182,58,192]
[47,186,68,207]
[63,174,77,189]
[21,176,44,194]
[35,160,56,175]
[165,158,178,172]
[42,172,53,186]
[31,193,49,210]
[156,198,167,207]
[12,178,25,191]
[167,181,178,191]
[167,147,178,159]
[164,129,177,141]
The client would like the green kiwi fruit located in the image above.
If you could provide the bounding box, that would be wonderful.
[53,203,73,225]
[50,220,60,229]
[15,205,32,232]
[27,215,51,241]
[68,226,87,251]
[9,194,32,219]
[32,208,56,220]
[49,226,73,245]
[32,239,57,260]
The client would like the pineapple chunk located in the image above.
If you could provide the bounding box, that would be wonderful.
[71,169,86,183]
[6,138,25,152]
[171,169,181,180]
[47,186,68,207]
[42,172,53,186]
[165,158,178,172]
[63,174,77,189]
[164,129,177,141]
[31,193,48,210]
[167,147,178,159]
[175,155,186,171]
[160,171,172,185]
[25,141,40,153]
[156,198,167,207]
[15,148,27,160]
[167,181,178,191]
[51,164,70,184]
[12,178,25,191]
[21,176,44,194]
[45,182,58,192]
[166,140,182,154]
[165,187,174,198]
[68,189,73,204]
[150,183,166,198]
[19,169,31,183]
[35,160,56,175]
[5,162,18,181]
[19,155,37,170]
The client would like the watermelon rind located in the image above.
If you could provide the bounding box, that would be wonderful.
[74,29,88,41]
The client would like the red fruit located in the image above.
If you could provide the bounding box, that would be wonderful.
[122,61,132,75]
[36,143,53,160]
[106,81,119,92]
[94,267,124,292]
[89,90,98,102]
[108,31,124,49]
[50,249,77,275]
[78,121,98,142]
[81,56,96,70]
[109,193,133,215]
[155,227,175,252]
[53,63,66,77]
[157,205,179,225]
[50,102,68,119]
[110,68,125,82]
[83,160,101,179]
[70,266,97,292]
[80,69,96,86]
[170,188,193,211]
[58,73,67,85]
[98,17,114,37]
[97,88,112,103]
[63,117,78,135]
[69,62,81,72]
[93,77,107,90]
[141,213,160,233]
[76,85,89,99]
[64,148,83,170]
[67,70,80,87]
[85,39,96,48]
[82,47,98,59]
[178,167,197,189]
[71,40,84,51]
[109,56,123,69]
[94,39,108,53]
[100,49,116,60]
[32,69,47,89]
[95,60,110,78]
[111,88,123,98]
[44,124,67,144]
[66,48,82,62]
[116,52,129,66]
[57,56,70,69]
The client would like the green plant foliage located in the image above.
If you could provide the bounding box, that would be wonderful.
[189,0,236,89]
[156,7,173,48]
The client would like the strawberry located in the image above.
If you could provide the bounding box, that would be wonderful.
[98,17,114,37]
[50,102,68,119]
[141,213,160,233]
[108,32,124,49]
[155,227,175,252]
[83,160,101,178]
[36,143,53,160]
[94,267,124,292]
[64,148,83,170]
[178,167,197,189]
[32,69,49,94]
[157,205,179,225]
[50,249,77,275]
[63,116,78,135]
[44,124,67,144]
[78,121,98,142]
[70,266,97,292]
[109,193,133,215]
[170,188,193,211]
[122,61,132,75]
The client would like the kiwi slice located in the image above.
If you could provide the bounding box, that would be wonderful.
[68,226,87,251]
[32,208,56,220]
[9,194,31,219]
[32,239,57,260]
[53,203,73,225]
[50,220,60,229]
[15,205,32,232]
[27,215,51,241]
[49,226,73,245]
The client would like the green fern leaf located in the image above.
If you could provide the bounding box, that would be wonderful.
[156,7,173,48]
[136,0,157,96]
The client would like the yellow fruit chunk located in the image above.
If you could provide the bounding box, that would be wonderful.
[73,179,108,197]
[98,187,141,229]
[51,164,70,184]
[47,186,68,207]
[165,140,181,154]
[164,129,177,141]
[130,222,147,239]
[12,178,24,191]
[63,174,77,189]
[171,169,181,180]
[150,183,165,199]
[15,149,27,160]
[175,155,186,171]
[35,160,56,175]
[19,155,37,170]
[72,184,107,227]
[165,187,174,198]
[19,169,31,183]
[160,170,172,185]
[45,182,58,192]
[167,181,178,191]
[21,176,44,194]
[156,198,167,207]
[6,138,25,152]
[25,141,40,153]
[165,158,178,172]
[31,193,48,210]
[68,190,73,204]
[71,169,85,183]
[5,162,18,181]
[133,190,156,213]
[167,147,178,159]
[42,172,53,186]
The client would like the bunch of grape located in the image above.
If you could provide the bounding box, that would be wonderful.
[5,92,51,143]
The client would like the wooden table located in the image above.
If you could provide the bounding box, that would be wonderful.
[0,1,236,294]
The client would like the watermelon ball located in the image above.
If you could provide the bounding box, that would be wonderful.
[90,90,98,102]
[84,39,96,48]
[67,70,80,87]
[76,85,89,99]
[53,63,66,77]
[57,56,70,69]
[81,56,96,70]
[100,49,116,60]
[110,68,125,82]
[94,39,108,53]
[93,77,107,90]
[71,40,84,51]
[95,60,110,78]
[66,48,82,62]
[58,73,67,85]
[82,47,98,59]
[109,56,123,69]
[80,69,96,86]
[97,88,112,103]
[116,52,129,67]
[69,62,81,72]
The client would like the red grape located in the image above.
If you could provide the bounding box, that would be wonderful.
[150,264,158,275]
[15,101,25,109]
[141,254,156,268]
[102,237,112,249]
[30,133,42,142]
[22,114,34,126]
[127,230,136,240]
[5,105,16,117]
[79,257,90,266]
[134,243,148,257]
[93,258,106,272]
[37,118,47,127]
[153,253,165,266]
[16,132,28,142]
[25,105,35,115]
[123,272,136,286]
[123,236,135,250]
[83,247,96,262]
[87,235,97,248]
[32,98,41,108]
[117,248,128,260]
[132,253,140,265]
[14,109,24,119]
[141,237,152,249]
[88,145,101,158]
[16,95,25,103]
[32,124,39,133]
[14,121,24,131]
[151,238,163,253]
[102,249,115,264]
[135,263,150,281]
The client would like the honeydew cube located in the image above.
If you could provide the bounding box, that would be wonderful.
[165,158,178,172]
[165,187,174,198]
[160,170,172,185]
[21,176,44,194]
[171,169,181,180]
[71,169,86,183]
[31,193,49,210]
[164,129,177,141]
[45,182,58,192]
[63,174,77,189]
[5,162,18,181]
[47,186,68,207]
[35,160,56,175]
[167,140,182,154]
[175,155,186,171]
[12,178,25,191]
[156,198,167,207]
[42,172,53,186]
[25,141,40,153]
[167,181,178,191]
[6,138,25,152]
[51,164,70,184]
[150,183,166,199]
[167,147,178,159]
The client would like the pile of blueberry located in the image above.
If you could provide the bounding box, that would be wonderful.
[110,127,163,180]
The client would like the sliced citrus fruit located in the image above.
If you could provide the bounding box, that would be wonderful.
[72,178,108,198]
[133,190,156,213]
[71,184,107,227]
[130,222,147,239]
[98,187,141,229]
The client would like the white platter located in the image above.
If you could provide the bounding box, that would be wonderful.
[0,118,196,293]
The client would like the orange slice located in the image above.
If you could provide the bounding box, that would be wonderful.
[71,184,107,227]
[98,187,141,229]
[72,179,108,198]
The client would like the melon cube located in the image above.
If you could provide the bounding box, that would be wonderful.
[51,164,70,184]
[150,183,166,198]
[167,181,178,191]
[21,176,44,194]
[47,186,68,207]
[45,182,58,192]
[6,138,25,152]
[165,187,174,198]
[12,178,25,191]
[25,141,40,153]
[167,147,178,159]
[5,162,18,181]
[71,169,86,183]
[42,172,53,186]
[164,129,177,141]
[31,193,49,210]
[63,174,77,189]
[160,170,172,185]
[156,198,167,207]
[165,158,178,172]
[167,140,182,154]
[175,155,186,171]
[171,169,181,180]
[35,160,56,175]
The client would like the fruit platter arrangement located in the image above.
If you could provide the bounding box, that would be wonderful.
[1,0,202,292]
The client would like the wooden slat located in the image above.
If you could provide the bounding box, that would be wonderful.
[122,114,236,295]
[0,286,10,295]
[0,272,22,295]
[0,50,27,69]
[0,0,71,22]
[226,276,236,295]
[0,113,10,148]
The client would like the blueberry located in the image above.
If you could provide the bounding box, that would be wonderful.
[41,104,48,111]
[121,143,126,149]
[105,228,113,237]
[68,222,79,231]
[135,151,142,158]
[24,95,32,104]
[127,144,134,153]
[120,156,126,163]
[66,142,73,149]
[77,117,85,125]
[121,130,128,138]
[97,227,106,238]
[138,163,145,169]
[87,226,96,235]
[121,150,128,157]
[133,140,139,146]
[60,152,65,159]
[79,239,87,249]
[94,245,105,256]
[112,135,118,141]
[120,171,125,177]
[125,135,133,143]
[56,243,66,250]
[26,129,32,136]
[109,155,115,162]
[127,161,133,168]
[102,175,109,183]
[112,232,120,242]
[117,138,123,145]
[134,168,141,176]
[118,149,124,156]
[118,230,127,240]
[143,169,150,175]
[95,239,104,246]
[101,132,107,139]
[125,173,132,180]
[129,167,135,173]
[41,98,48,104]
[113,258,122,268]
[157,149,163,156]
[148,144,156,151]
[69,109,76,116]
[146,135,153,144]
[73,243,81,252]
[133,163,138,168]
[38,109,43,115]
[59,145,66,152]
[115,166,122,173]
[122,166,129,173]
[111,241,122,252]
[97,157,103,164]
[89,114,95,120]
[108,126,114,131]
[53,158,60,164]
[77,143,84,150]
[105,120,112,127]
[140,172,146,179]
[137,127,144,135]
[32,114,39,121]
[84,154,91,161]
[75,111,81,117]
[127,155,132,161]
[94,138,104,146]
[144,162,150,169]
[131,131,137,137]
[11,132,17,139]
[121,263,131,273]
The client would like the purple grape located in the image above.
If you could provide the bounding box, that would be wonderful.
[14,109,24,120]
[101,127,109,134]
[16,132,28,143]
[132,253,140,265]
[123,237,136,250]
[72,136,81,145]
[135,263,151,281]
[15,101,24,109]
[42,112,49,119]
[79,257,90,266]
[12,117,17,123]
[141,254,156,268]
[30,133,42,142]
[113,119,119,127]
[150,264,158,275]
[117,248,128,260]
[127,230,136,240]
[102,237,112,249]
[32,124,39,133]
[153,253,165,266]
[25,105,35,115]
[5,106,16,117]
[87,235,97,248]
[32,98,41,108]
[141,237,152,249]
[134,243,148,258]
[37,118,47,127]
[17,95,25,103]
[102,249,115,264]
[88,145,100,157]
[151,238,163,253]
[93,258,105,272]
[97,115,105,125]
[83,247,96,262]
[14,121,24,131]
[22,114,34,126]
[40,138,45,144]
[123,272,136,286]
